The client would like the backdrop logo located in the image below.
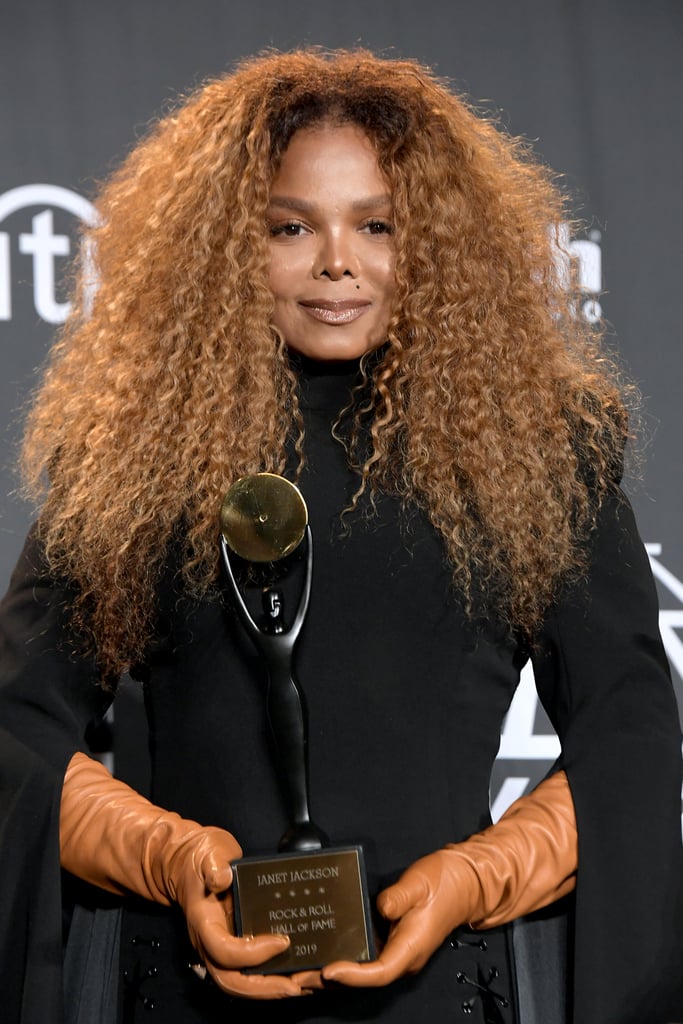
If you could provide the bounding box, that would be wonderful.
[0,184,96,324]
[552,222,603,323]
[645,545,683,686]
[492,545,682,824]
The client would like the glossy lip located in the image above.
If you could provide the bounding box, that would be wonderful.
[298,298,371,325]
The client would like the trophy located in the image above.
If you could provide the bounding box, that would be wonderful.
[219,473,375,974]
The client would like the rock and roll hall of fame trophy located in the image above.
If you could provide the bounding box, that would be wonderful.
[219,472,375,974]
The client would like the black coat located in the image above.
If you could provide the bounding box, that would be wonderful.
[0,368,681,1022]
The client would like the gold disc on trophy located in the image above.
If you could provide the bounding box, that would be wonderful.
[220,473,308,562]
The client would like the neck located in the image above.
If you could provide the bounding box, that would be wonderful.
[287,351,365,414]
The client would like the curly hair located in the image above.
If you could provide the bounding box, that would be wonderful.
[21,49,629,682]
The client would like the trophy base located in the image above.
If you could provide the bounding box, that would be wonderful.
[231,845,375,973]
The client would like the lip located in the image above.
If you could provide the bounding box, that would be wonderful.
[298,298,371,325]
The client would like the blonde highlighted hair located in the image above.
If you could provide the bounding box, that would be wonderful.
[22,49,628,681]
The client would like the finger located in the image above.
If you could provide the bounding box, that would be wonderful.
[208,965,310,999]
[200,923,291,969]
[323,957,396,987]
[290,969,325,990]
[204,864,234,892]
[323,921,422,987]
[377,873,429,921]
[199,849,239,892]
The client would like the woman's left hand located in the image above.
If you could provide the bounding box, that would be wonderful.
[319,770,577,987]
[320,849,472,987]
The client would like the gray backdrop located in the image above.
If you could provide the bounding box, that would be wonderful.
[1,0,681,815]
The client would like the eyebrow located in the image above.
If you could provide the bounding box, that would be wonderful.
[267,194,392,214]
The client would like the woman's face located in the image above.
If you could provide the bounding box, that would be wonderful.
[267,123,396,361]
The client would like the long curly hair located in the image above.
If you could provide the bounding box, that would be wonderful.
[21,49,629,681]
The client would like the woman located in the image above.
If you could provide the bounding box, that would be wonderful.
[0,50,680,1024]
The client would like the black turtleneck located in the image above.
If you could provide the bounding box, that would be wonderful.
[290,352,365,412]
[146,354,522,874]
[132,355,524,1019]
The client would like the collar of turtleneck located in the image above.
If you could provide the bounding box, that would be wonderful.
[289,352,366,414]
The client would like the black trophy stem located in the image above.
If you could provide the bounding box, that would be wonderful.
[220,530,328,852]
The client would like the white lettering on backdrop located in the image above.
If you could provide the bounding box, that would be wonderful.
[0,184,97,324]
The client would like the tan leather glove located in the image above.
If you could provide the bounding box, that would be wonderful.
[60,751,311,998]
[321,770,576,988]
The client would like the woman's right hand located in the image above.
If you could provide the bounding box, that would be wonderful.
[165,825,312,997]
[60,752,312,998]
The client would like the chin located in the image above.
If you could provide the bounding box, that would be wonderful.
[286,337,383,362]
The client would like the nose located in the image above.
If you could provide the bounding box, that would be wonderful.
[313,229,358,281]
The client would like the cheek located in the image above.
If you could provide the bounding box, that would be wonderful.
[267,247,303,299]
[271,263,315,305]
[267,256,287,299]
[375,254,396,301]
[368,244,395,283]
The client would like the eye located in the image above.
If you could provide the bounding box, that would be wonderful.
[361,219,393,236]
[269,221,309,238]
